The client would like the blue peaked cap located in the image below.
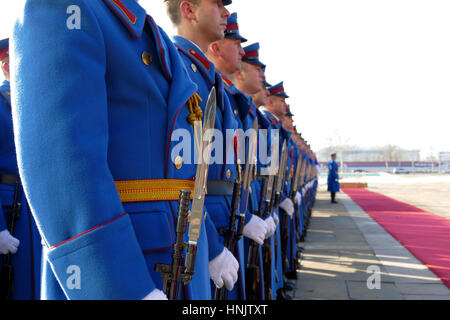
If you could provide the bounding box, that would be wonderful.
[0,38,8,50]
[243,42,265,69]
[0,38,9,60]
[224,13,247,43]
[268,81,289,98]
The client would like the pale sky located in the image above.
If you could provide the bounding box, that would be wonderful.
[1,1,449,159]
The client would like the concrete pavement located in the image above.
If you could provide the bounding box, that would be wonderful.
[292,185,450,300]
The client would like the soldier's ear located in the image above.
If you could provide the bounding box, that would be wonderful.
[234,69,245,82]
[180,1,197,22]
[208,42,221,57]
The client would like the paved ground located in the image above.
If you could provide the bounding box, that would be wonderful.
[293,179,450,300]
[368,176,450,219]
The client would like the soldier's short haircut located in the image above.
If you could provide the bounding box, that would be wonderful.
[165,0,201,26]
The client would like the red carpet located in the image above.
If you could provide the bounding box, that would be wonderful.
[342,188,450,288]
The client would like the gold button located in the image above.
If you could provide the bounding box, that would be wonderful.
[142,52,152,66]
[234,109,239,116]
[226,169,231,179]
[174,156,183,170]
[191,64,197,73]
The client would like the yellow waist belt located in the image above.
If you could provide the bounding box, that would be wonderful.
[115,179,195,203]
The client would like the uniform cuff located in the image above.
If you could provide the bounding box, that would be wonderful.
[204,212,224,261]
[47,214,155,300]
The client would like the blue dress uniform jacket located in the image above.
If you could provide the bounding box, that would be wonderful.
[328,160,340,192]
[11,0,212,300]
[172,36,245,299]
[0,80,42,299]
[220,74,254,224]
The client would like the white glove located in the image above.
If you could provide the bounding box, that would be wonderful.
[243,215,268,245]
[273,212,279,226]
[294,191,301,205]
[142,289,168,300]
[209,248,239,291]
[0,229,20,255]
[279,198,294,218]
[264,216,276,238]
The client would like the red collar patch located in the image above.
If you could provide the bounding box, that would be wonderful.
[188,49,211,71]
[221,74,233,88]
[110,0,136,24]
[269,115,279,126]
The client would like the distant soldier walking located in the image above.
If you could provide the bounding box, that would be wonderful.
[327,153,340,203]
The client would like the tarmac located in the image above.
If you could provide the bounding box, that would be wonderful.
[292,174,450,300]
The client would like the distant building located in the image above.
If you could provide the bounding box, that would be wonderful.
[439,152,450,171]
[317,146,447,173]
[439,152,450,161]
[318,146,420,162]
[318,161,442,173]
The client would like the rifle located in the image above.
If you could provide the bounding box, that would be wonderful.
[0,178,22,300]
[261,175,275,300]
[286,153,304,258]
[245,175,266,300]
[155,87,216,300]
[300,158,310,233]
[214,180,240,301]
[215,118,258,300]
[262,140,288,299]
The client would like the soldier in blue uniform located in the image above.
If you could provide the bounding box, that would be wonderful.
[0,38,42,300]
[229,41,279,300]
[228,55,278,299]
[164,0,245,299]
[291,128,307,239]
[260,81,295,299]
[280,105,303,288]
[251,66,271,109]
[206,20,276,299]
[328,152,340,204]
[232,44,276,244]
[10,0,218,300]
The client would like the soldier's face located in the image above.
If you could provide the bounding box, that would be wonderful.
[1,56,9,81]
[281,116,294,132]
[195,0,230,43]
[252,86,269,107]
[220,38,244,73]
[271,96,287,116]
[241,63,263,95]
